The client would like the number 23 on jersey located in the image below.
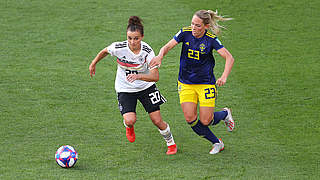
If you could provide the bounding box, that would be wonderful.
[187,49,200,60]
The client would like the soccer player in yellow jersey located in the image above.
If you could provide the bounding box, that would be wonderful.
[150,10,235,154]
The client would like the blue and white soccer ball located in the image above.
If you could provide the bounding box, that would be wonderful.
[55,145,78,168]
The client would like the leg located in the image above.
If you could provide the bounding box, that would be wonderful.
[178,81,198,123]
[178,82,222,153]
[181,102,198,123]
[123,112,136,128]
[149,110,177,155]
[201,106,232,132]
[178,82,219,144]
[199,106,228,126]
[182,103,219,144]
[117,92,138,143]
[199,106,214,125]
[190,84,225,154]
[149,110,167,130]
[188,84,219,145]
[123,112,136,143]
[138,85,177,154]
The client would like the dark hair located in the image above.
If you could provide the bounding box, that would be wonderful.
[127,16,144,35]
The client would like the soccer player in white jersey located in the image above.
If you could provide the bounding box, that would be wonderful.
[89,16,177,155]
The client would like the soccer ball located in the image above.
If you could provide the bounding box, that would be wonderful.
[55,145,78,168]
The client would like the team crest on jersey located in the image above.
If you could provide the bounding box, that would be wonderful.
[138,56,145,63]
[200,43,206,54]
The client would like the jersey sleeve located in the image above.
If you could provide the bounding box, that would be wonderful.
[173,29,184,43]
[146,50,155,64]
[142,43,155,64]
[212,37,224,51]
[106,42,117,56]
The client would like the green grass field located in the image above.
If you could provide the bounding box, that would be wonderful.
[1,0,319,179]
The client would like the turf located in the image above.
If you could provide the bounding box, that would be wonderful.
[1,0,319,179]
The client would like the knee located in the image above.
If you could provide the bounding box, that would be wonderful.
[123,112,137,127]
[184,113,197,123]
[151,116,167,130]
[181,103,197,123]
[151,117,162,127]
[149,111,164,127]
[199,112,213,126]
[124,117,136,127]
[200,117,212,126]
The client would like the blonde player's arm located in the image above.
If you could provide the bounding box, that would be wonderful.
[149,39,178,68]
[216,47,234,86]
[126,68,159,83]
[89,47,109,77]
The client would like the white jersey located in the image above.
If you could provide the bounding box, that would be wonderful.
[107,40,155,92]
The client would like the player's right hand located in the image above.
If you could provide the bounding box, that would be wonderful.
[149,56,162,69]
[89,63,96,77]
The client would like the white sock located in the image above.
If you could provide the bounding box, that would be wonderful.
[123,119,128,128]
[159,124,175,146]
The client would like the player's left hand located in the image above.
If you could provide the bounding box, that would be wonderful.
[216,77,227,86]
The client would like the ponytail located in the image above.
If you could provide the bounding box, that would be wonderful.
[195,10,232,35]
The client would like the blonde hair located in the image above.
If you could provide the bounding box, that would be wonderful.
[194,10,232,35]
